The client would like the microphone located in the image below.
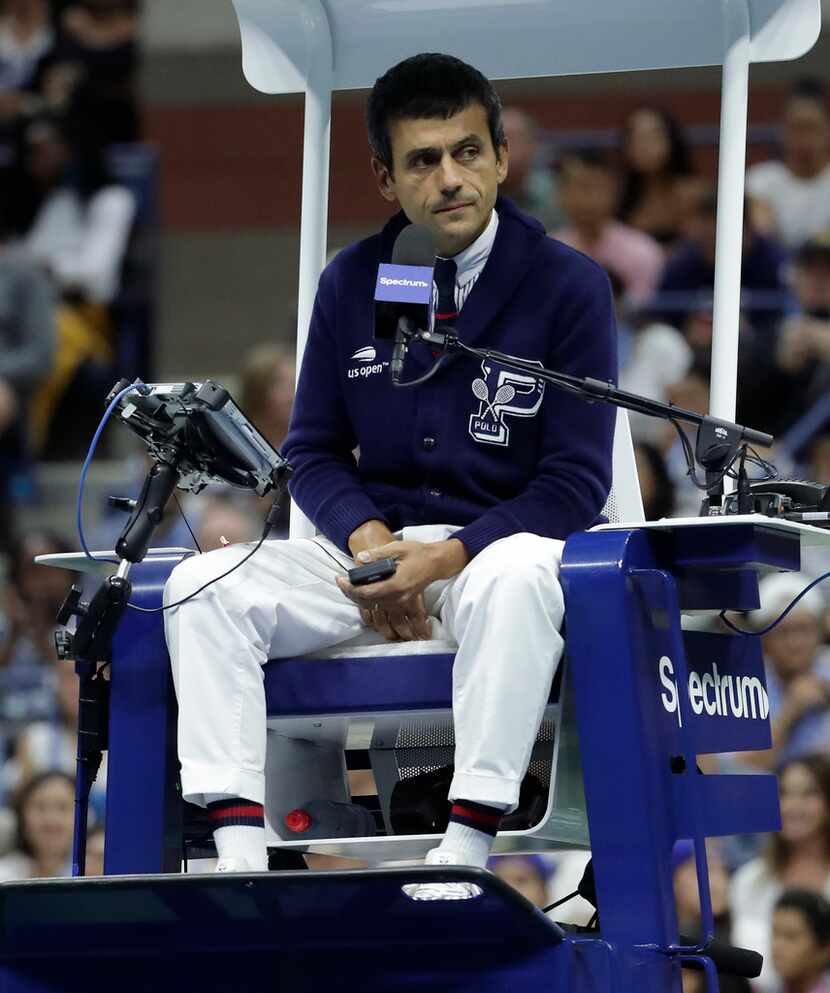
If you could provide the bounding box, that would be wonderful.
[374,224,436,384]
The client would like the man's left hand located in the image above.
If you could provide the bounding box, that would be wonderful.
[336,538,469,615]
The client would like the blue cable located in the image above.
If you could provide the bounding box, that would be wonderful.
[721,569,830,637]
[77,383,143,565]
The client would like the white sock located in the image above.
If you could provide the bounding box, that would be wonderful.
[212,825,268,871]
[435,799,508,868]
[206,794,268,871]
[437,821,494,868]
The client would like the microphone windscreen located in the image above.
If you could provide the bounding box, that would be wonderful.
[392,224,437,267]
[374,224,435,341]
[678,936,763,979]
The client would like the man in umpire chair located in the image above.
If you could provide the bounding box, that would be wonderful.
[164,52,616,899]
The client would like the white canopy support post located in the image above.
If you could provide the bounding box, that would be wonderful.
[230,0,334,538]
[295,2,332,365]
[290,1,332,539]
[709,0,751,441]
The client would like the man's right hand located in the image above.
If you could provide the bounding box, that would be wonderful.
[359,592,432,642]
[346,519,432,641]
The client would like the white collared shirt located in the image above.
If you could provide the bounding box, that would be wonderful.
[432,208,499,315]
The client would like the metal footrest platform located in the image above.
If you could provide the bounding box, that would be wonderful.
[0,869,584,993]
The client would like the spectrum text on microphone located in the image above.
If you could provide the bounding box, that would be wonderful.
[379,277,430,288]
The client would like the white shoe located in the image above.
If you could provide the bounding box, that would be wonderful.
[402,848,484,901]
[215,856,256,873]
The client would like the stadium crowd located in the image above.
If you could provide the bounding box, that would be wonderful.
[0,8,829,985]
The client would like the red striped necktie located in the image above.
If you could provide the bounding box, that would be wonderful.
[434,258,459,325]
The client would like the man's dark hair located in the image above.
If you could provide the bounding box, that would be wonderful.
[366,53,505,172]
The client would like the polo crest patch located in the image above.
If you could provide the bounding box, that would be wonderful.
[468,359,545,446]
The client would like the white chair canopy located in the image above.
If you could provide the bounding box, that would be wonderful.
[231,0,819,95]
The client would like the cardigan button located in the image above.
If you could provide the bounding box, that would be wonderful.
[423,436,436,451]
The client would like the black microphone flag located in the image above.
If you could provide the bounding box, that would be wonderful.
[373,224,435,341]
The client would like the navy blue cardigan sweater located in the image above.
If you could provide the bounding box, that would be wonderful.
[283,196,617,558]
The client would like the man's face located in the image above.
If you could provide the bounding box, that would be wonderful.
[372,102,508,257]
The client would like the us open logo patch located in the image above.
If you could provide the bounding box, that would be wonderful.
[347,344,388,380]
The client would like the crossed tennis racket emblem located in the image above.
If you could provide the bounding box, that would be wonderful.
[472,378,517,420]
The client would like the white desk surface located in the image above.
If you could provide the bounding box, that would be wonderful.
[593,514,830,550]
[35,549,194,574]
[35,517,830,576]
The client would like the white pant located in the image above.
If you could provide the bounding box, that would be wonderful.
[163,524,566,812]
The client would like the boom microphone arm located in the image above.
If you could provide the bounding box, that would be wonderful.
[413,327,774,511]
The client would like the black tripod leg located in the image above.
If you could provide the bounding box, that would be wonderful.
[72,752,102,877]
[71,661,108,877]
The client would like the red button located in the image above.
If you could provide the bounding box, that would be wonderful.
[285,809,312,833]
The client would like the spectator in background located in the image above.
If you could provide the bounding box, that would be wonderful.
[4,647,106,820]
[84,822,104,876]
[196,493,259,553]
[673,840,751,993]
[0,0,54,101]
[0,770,74,880]
[617,107,702,249]
[661,367,710,517]
[769,233,830,436]
[747,79,830,251]
[738,573,830,772]
[809,432,830,484]
[771,890,830,993]
[0,530,73,772]
[43,0,140,144]
[0,192,55,528]
[793,430,830,639]
[499,107,562,230]
[0,529,71,670]
[656,190,790,335]
[23,110,134,307]
[608,265,693,446]
[730,755,830,993]
[239,342,296,450]
[654,193,790,435]
[553,149,664,306]
[488,853,554,909]
[20,110,135,456]
[634,442,675,520]
[239,342,296,537]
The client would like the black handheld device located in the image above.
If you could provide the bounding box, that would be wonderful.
[348,558,397,586]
